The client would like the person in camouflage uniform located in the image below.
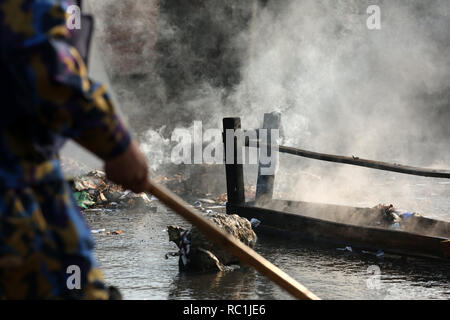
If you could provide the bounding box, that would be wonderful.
[0,0,149,299]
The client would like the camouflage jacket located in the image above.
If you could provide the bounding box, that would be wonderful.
[0,0,131,189]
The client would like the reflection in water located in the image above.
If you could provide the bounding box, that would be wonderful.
[168,268,258,300]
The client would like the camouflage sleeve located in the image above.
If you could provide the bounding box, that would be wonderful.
[1,0,132,160]
[33,39,132,160]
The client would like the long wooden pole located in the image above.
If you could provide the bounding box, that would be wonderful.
[246,140,450,179]
[145,179,320,300]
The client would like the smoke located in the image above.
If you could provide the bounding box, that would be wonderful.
[237,0,450,161]
[237,0,450,216]
[81,0,450,217]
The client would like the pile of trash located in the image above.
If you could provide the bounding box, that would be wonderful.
[373,203,421,230]
[166,213,260,273]
[70,170,152,210]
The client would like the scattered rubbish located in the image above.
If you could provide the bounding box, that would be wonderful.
[400,212,420,219]
[206,205,226,209]
[197,198,216,204]
[107,230,124,235]
[250,218,261,228]
[74,179,97,191]
[215,193,227,204]
[165,252,180,259]
[193,201,202,208]
[376,249,384,258]
[337,246,353,252]
[91,228,106,234]
[83,208,103,213]
[373,204,422,230]
[70,170,153,211]
[99,192,107,202]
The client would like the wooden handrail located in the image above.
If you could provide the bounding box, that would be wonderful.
[246,140,450,179]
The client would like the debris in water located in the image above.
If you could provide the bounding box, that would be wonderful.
[193,201,202,208]
[91,228,106,234]
[70,170,153,210]
[337,246,353,252]
[374,204,401,223]
[205,205,226,209]
[399,212,420,219]
[107,230,124,235]
[73,190,95,209]
[99,192,107,202]
[197,198,216,204]
[166,213,257,272]
[373,203,422,230]
[83,208,103,213]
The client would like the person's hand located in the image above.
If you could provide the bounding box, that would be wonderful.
[104,140,149,193]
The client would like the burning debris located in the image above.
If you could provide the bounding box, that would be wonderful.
[373,203,421,230]
[90,229,125,236]
[69,167,236,212]
[70,170,152,210]
[166,213,259,273]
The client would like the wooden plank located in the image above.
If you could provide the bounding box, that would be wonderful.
[229,203,449,260]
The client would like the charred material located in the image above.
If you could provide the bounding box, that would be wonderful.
[167,213,257,272]
[69,170,152,210]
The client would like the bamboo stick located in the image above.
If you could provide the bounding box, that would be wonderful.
[246,140,450,179]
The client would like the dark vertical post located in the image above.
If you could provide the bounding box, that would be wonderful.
[223,118,245,214]
[255,112,281,204]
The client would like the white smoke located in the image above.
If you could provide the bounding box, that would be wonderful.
[78,0,450,217]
